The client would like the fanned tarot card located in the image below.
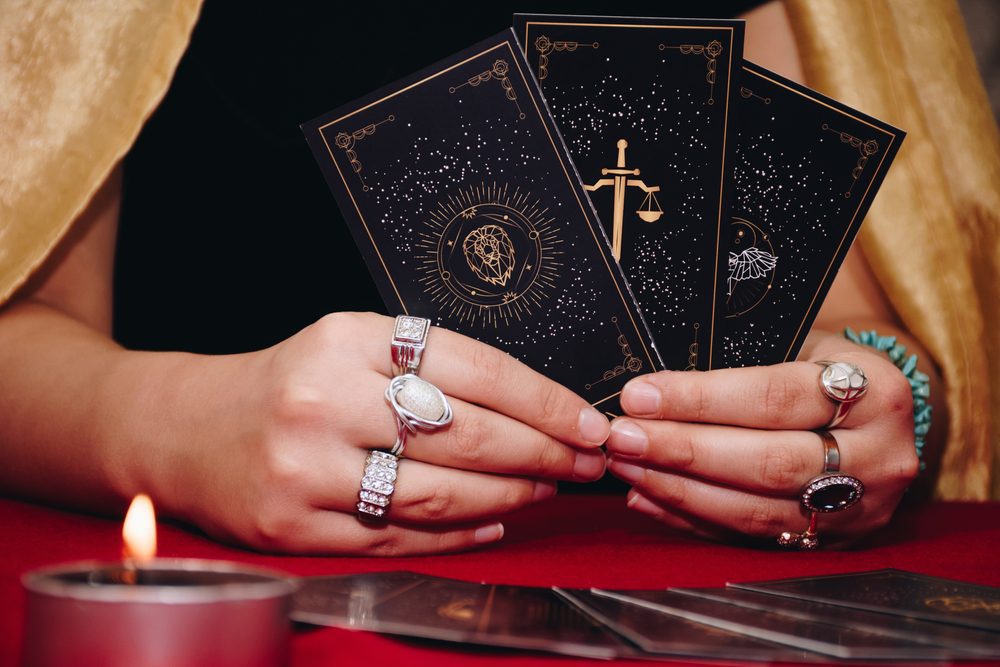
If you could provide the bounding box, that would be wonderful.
[291,572,635,659]
[712,62,904,367]
[303,30,661,412]
[515,14,744,370]
[730,569,1000,633]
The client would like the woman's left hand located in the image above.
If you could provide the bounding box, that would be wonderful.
[605,329,920,547]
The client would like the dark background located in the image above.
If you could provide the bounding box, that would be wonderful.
[115,1,761,354]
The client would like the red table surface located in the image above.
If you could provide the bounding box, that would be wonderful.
[2,494,999,667]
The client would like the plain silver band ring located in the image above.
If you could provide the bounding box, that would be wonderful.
[818,430,841,473]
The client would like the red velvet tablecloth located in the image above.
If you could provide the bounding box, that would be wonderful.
[3,494,999,666]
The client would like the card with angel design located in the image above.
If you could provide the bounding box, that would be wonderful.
[302,30,661,411]
[713,62,904,368]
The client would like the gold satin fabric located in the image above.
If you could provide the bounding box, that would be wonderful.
[0,0,996,498]
[786,0,1000,499]
[0,0,202,304]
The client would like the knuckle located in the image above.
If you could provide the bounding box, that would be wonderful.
[471,343,510,391]
[666,376,707,422]
[499,481,535,512]
[663,424,697,470]
[313,311,357,342]
[744,497,783,537]
[267,376,328,427]
[759,373,800,426]
[758,443,802,491]
[406,482,457,522]
[250,501,299,550]
[879,366,914,421]
[654,474,688,509]
[444,417,489,465]
[532,439,568,476]
[364,531,403,557]
[536,382,568,427]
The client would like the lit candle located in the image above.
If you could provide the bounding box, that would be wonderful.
[22,494,295,667]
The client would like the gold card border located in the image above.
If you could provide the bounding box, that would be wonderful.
[315,39,657,405]
[739,66,900,362]
[522,20,737,369]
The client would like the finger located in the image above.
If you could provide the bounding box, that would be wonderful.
[414,324,610,447]
[619,352,909,430]
[607,459,806,538]
[341,372,607,481]
[606,419,865,495]
[306,447,559,525]
[257,509,507,556]
[609,460,886,542]
[626,490,738,543]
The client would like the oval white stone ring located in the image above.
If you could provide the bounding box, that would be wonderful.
[385,374,454,455]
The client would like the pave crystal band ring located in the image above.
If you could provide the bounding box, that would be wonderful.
[357,450,399,521]
[778,431,865,549]
[816,360,869,428]
[391,316,431,377]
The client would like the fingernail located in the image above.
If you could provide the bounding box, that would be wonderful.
[608,458,645,485]
[475,523,504,544]
[607,419,648,456]
[627,492,660,515]
[573,452,607,480]
[533,480,557,502]
[578,407,611,445]
[622,381,660,417]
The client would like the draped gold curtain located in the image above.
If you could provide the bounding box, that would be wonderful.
[786,0,1000,499]
[1,0,996,498]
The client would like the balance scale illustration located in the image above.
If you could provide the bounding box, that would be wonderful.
[585,139,664,261]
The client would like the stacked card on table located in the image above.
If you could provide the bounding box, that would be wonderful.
[303,30,661,412]
[515,14,744,370]
[293,569,1000,661]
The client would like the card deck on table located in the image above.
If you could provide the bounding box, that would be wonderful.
[291,572,634,659]
[714,62,904,367]
[303,30,661,411]
[553,588,819,661]
[730,568,1000,633]
[514,14,744,370]
[589,587,963,660]
[672,586,1000,658]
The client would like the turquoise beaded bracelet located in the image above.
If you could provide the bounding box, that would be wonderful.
[844,327,931,472]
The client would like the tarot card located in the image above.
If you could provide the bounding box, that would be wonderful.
[554,588,819,661]
[515,14,744,370]
[673,586,1000,657]
[591,587,960,659]
[731,568,1000,633]
[713,62,904,367]
[303,30,661,412]
[291,571,633,659]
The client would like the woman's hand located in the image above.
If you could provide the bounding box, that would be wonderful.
[605,329,919,546]
[138,311,609,556]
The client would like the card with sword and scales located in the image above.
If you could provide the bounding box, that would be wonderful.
[515,14,745,370]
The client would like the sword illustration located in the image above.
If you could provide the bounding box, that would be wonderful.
[584,139,663,262]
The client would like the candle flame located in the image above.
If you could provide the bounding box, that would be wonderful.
[122,493,157,563]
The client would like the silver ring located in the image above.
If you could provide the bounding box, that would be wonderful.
[816,360,869,428]
[801,431,865,513]
[386,374,453,434]
[357,450,399,521]
[391,316,431,377]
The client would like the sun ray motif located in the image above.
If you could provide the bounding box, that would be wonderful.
[416,183,562,327]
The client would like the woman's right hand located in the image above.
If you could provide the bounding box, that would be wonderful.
[138,312,610,555]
